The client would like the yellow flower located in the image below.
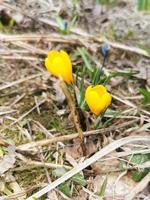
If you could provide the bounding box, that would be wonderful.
[45,50,73,84]
[85,85,112,115]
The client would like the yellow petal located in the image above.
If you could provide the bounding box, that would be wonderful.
[103,92,112,109]
[48,50,59,60]
[92,85,107,98]
[60,50,72,68]
[45,50,73,84]
[85,85,112,115]
[85,90,103,115]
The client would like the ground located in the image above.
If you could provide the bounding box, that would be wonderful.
[0,0,150,200]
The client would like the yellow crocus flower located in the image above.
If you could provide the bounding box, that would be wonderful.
[45,50,73,84]
[85,85,112,115]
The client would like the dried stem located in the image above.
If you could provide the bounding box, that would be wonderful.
[59,79,86,154]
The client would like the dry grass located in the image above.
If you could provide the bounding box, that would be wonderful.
[0,1,150,200]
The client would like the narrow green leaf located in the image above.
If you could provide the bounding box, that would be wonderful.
[111,71,137,78]
[69,15,77,30]
[56,16,65,31]
[138,0,150,11]
[98,176,107,197]
[71,173,87,186]
[79,66,86,106]
[8,19,15,29]
[140,88,150,105]
[0,21,4,30]
[77,47,94,72]
[92,68,101,85]
[139,44,150,55]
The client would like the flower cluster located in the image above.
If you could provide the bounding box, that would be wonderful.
[45,50,112,116]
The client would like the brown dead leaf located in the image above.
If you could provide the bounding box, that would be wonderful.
[85,140,97,156]
[73,190,88,200]
[91,159,120,174]
[65,139,83,160]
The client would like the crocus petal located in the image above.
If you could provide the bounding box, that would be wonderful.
[44,50,73,84]
[85,84,112,116]
[48,50,60,60]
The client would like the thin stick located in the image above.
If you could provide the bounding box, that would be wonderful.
[0,73,43,91]
[0,33,149,57]
[13,159,71,171]
[0,99,46,134]
[26,136,150,200]
[17,119,138,151]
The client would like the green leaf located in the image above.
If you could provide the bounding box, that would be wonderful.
[138,0,150,11]
[104,108,119,116]
[8,19,15,29]
[102,70,136,85]
[111,71,137,78]
[132,168,150,182]
[0,21,4,30]
[78,66,86,106]
[32,197,40,200]
[68,15,77,30]
[92,68,101,85]
[128,153,150,182]
[96,0,117,6]
[124,30,134,41]
[140,88,150,105]
[71,173,87,186]
[77,47,94,72]
[98,176,107,197]
[128,153,150,165]
[58,182,72,197]
[139,44,150,55]
[56,16,65,32]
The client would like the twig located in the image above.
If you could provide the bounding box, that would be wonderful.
[0,33,80,45]
[0,110,16,116]
[0,73,43,91]
[17,119,137,151]
[0,184,47,200]
[101,38,150,57]
[13,159,71,171]
[0,99,46,133]
[113,94,150,116]
[11,41,47,55]
[31,120,64,148]
[1,32,149,57]
[1,55,42,61]
[26,136,150,200]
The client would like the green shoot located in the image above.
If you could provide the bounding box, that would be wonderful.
[139,88,150,106]
[56,15,77,34]
[138,0,150,11]
[77,47,94,73]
